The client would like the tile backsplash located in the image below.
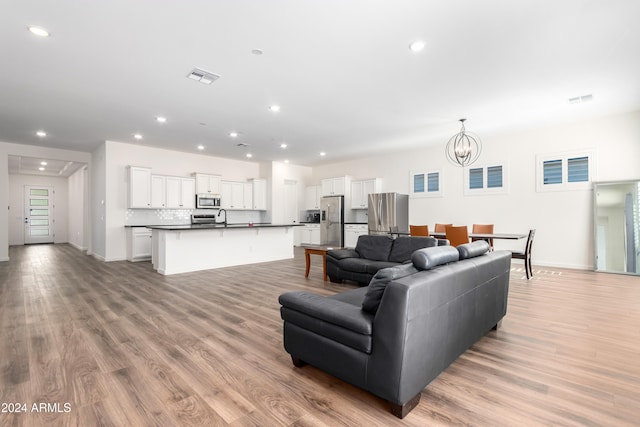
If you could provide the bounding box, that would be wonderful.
[125,208,266,226]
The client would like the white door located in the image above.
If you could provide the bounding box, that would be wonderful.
[24,186,54,244]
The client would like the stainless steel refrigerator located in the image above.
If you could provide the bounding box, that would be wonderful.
[368,192,409,236]
[320,195,344,247]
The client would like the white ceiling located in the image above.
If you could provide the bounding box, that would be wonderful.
[2,0,640,172]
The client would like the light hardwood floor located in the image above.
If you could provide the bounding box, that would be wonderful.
[1,244,639,426]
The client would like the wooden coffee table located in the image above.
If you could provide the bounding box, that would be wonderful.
[302,244,342,281]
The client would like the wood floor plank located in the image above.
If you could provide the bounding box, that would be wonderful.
[1,243,640,426]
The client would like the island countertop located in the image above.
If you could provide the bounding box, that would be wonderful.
[145,223,303,231]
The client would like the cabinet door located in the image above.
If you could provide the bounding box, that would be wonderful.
[243,182,253,209]
[252,179,267,210]
[220,182,232,209]
[321,179,334,196]
[332,177,345,196]
[350,181,364,209]
[150,175,166,208]
[304,186,318,210]
[195,174,210,194]
[310,226,321,245]
[165,176,181,208]
[132,229,152,260]
[181,178,196,209]
[129,167,151,208]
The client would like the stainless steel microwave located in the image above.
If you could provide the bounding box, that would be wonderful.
[195,194,221,209]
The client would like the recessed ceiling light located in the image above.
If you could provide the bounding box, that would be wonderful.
[156,116,167,123]
[251,49,263,55]
[409,40,426,52]
[134,134,143,140]
[284,159,289,164]
[246,153,253,158]
[280,143,287,149]
[40,161,47,166]
[269,105,281,112]
[28,26,50,37]
[229,131,239,138]
[197,145,205,150]
[320,152,326,156]
[38,167,45,171]
[36,131,47,137]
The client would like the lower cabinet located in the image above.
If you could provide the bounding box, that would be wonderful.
[297,224,321,245]
[345,224,368,248]
[127,227,152,261]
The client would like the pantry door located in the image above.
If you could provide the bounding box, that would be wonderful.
[24,186,55,244]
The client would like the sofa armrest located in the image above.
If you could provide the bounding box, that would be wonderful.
[279,291,373,335]
[327,248,360,261]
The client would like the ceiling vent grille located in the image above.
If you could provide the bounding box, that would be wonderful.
[568,94,593,104]
[187,67,220,85]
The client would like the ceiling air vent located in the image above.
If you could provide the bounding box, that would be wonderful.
[568,94,593,104]
[187,67,220,85]
[236,143,250,148]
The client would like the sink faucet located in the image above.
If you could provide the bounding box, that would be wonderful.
[217,208,227,226]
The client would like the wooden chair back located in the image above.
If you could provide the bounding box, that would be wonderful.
[511,229,536,279]
[445,225,469,247]
[434,223,452,233]
[472,224,494,249]
[409,225,429,236]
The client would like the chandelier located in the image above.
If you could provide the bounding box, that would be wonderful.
[445,118,482,167]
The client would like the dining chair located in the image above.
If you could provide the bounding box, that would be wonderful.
[511,229,536,279]
[434,223,453,233]
[409,225,429,236]
[445,225,469,247]
[472,223,494,249]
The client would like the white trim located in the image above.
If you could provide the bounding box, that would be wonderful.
[463,162,509,196]
[409,169,443,198]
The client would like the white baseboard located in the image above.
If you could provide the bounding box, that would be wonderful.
[68,242,88,252]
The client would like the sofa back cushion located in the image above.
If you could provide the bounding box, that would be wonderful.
[411,245,460,270]
[355,235,394,261]
[361,263,419,314]
[457,241,490,260]
[388,236,438,263]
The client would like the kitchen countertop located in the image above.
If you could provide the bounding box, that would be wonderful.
[145,223,303,230]
[345,222,368,225]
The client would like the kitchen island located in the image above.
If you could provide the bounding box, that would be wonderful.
[147,223,302,275]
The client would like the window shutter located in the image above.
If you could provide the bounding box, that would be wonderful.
[469,168,483,189]
[413,173,425,193]
[543,159,563,185]
[427,172,439,192]
[567,156,589,182]
[487,166,503,188]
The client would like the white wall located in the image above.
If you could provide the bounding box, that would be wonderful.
[99,140,267,261]
[8,174,69,245]
[270,161,313,224]
[68,166,88,250]
[311,110,640,270]
[0,141,91,262]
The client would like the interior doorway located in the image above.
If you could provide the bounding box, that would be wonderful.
[24,186,55,244]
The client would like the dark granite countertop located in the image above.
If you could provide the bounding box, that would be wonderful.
[143,223,303,231]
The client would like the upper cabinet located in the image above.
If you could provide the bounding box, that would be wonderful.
[150,175,167,208]
[304,186,321,210]
[252,179,267,210]
[165,176,195,209]
[128,166,152,208]
[351,178,381,209]
[321,176,350,196]
[194,173,221,194]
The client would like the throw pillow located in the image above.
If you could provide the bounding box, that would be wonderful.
[411,245,459,270]
[361,263,418,314]
[457,241,490,260]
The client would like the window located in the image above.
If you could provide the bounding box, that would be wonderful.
[464,164,507,195]
[410,170,442,197]
[537,151,593,192]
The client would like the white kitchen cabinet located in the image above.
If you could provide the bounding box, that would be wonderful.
[165,176,195,209]
[252,179,267,210]
[351,178,381,209]
[304,186,321,210]
[194,173,221,194]
[150,175,166,208]
[243,182,253,209]
[345,224,368,248]
[221,181,245,209]
[321,177,348,196]
[126,227,152,261]
[299,223,321,245]
[128,166,152,208]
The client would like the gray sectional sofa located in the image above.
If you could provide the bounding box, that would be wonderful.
[326,234,449,285]
[279,241,511,418]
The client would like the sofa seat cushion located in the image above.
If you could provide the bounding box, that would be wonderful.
[279,291,374,353]
[355,235,394,261]
[388,236,437,263]
[411,245,460,270]
[361,263,419,314]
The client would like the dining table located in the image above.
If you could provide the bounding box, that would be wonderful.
[392,231,527,241]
